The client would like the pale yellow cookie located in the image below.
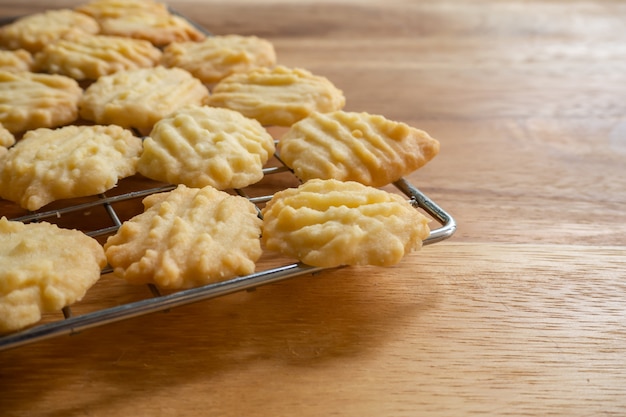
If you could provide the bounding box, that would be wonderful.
[104,184,263,289]
[76,0,170,19]
[0,217,106,334]
[34,33,163,80]
[0,123,15,159]
[98,13,206,47]
[277,111,440,187]
[79,66,210,135]
[0,123,15,149]
[0,49,33,72]
[138,105,275,189]
[161,35,276,84]
[0,125,142,211]
[207,65,346,126]
[0,70,82,134]
[0,9,99,53]
[261,179,431,267]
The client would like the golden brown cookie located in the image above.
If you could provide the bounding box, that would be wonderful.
[261,179,431,267]
[98,13,206,47]
[207,65,346,126]
[0,217,106,334]
[277,111,440,187]
[161,35,276,84]
[0,9,100,53]
[0,125,143,211]
[0,70,82,134]
[79,66,210,135]
[104,184,263,289]
[138,105,276,189]
[75,0,170,19]
[34,33,163,80]
[0,49,33,72]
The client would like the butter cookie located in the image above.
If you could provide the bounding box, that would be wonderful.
[162,35,276,84]
[0,9,99,53]
[138,105,275,189]
[278,111,440,187]
[0,217,106,334]
[208,65,345,126]
[0,70,82,134]
[79,66,209,135]
[261,179,430,267]
[0,49,33,72]
[34,33,162,80]
[0,125,142,211]
[104,184,263,289]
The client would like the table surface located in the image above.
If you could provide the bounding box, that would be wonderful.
[1,0,625,416]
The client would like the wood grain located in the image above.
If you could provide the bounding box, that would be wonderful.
[1,1,625,416]
[1,243,625,416]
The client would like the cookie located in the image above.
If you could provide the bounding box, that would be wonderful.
[207,65,346,126]
[161,35,276,84]
[79,66,210,135]
[277,111,440,187]
[75,0,170,19]
[0,123,15,159]
[104,184,263,289]
[0,9,99,53]
[0,123,15,150]
[138,105,276,190]
[98,13,206,47]
[0,49,33,72]
[75,0,200,47]
[261,179,431,267]
[0,217,106,334]
[34,33,163,80]
[0,125,143,211]
[0,70,82,134]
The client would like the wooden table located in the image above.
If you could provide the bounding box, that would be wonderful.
[1,0,625,415]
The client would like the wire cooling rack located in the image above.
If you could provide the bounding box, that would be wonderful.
[0,9,456,352]
[0,159,455,351]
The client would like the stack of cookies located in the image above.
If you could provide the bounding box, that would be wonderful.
[0,0,441,334]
